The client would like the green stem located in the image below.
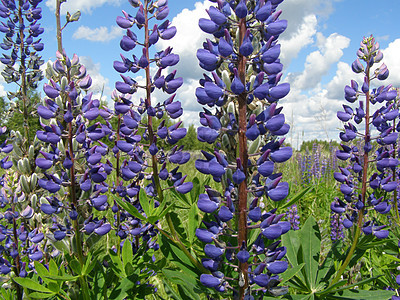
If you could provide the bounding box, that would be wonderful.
[330,209,363,286]
[79,276,91,300]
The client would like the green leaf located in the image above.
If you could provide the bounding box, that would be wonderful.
[125,262,135,277]
[162,277,182,300]
[280,263,305,285]
[47,281,60,293]
[382,253,400,263]
[190,177,201,205]
[43,274,80,281]
[109,275,139,300]
[48,259,58,276]
[187,204,200,244]
[159,235,200,277]
[281,186,313,210]
[169,188,191,209]
[282,229,301,268]
[317,241,343,285]
[162,269,201,300]
[248,227,261,251]
[34,261,49,278]
[109,249,125,276]
[69,258,82,275]
[299,216,321,290]
[28,292,56,299]
[139,188,150,216]
[324,276,382,295]
[248,135,260,154]
[284,295,313,300]
[82,251,97,276]
[122,238,133,267]
[114,196,146,221]
[331,289,394,299]
[157,201,175,220]
[13,277,52,293]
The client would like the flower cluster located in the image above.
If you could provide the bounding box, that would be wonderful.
[332,36,398,240]
[111,0,193,253]
[194,0,292,297]
[0,0,44,87]
[0,1,44,291]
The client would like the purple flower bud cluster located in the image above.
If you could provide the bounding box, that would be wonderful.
[194,0,291,296]
[0,0,44,87]
[332,36,398,240]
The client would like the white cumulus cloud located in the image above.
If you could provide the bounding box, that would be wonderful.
[72,26,123,42]
[280,14,318,67]
[156,1,209,81]
[292,33,350,90]
[46,0,122,15]
[382,38,400,87]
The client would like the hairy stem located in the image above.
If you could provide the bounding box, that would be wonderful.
[12,204,22,300]
[18,0,30,147]
[237,17,249,299]
[56,0,63,52]
[116,114,122,257]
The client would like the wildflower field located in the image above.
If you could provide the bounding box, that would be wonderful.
[1,0,400,299]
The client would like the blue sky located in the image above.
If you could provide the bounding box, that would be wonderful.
[4,0,400,147]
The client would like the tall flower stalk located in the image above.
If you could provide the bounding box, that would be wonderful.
[113,0,200,268]
[194,0,292,298]
[331,35,398,285]
[0,1,44,298]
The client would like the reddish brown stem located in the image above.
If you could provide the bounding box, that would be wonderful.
[237,17,249,300]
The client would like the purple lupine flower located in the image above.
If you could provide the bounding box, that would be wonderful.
[194,1,291,297]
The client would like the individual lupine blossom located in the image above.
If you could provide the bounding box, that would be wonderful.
[112,0,191,249]
[332,36,398,240]
[0,0,44,87]
[194,0,291,297]
[285,203,300,231]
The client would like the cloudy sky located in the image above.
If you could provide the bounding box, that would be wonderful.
[5,0,400,148]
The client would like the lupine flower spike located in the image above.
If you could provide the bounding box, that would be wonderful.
[195,0,292,298]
